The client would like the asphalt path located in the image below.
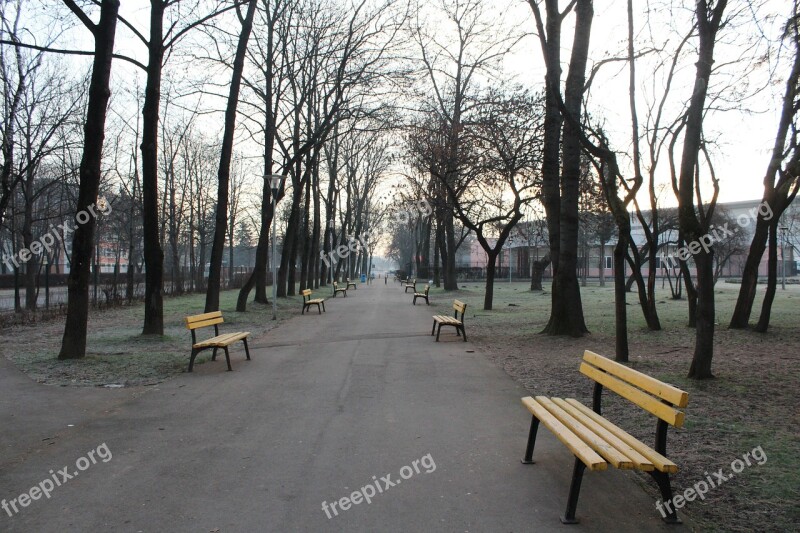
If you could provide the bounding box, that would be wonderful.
[0,281,689,532]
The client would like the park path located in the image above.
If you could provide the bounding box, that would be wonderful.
[0,280,688,532]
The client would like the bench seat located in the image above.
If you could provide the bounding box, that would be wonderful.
[431,300,467,341]
[184,311,251,372]
[520,350,688,524]
[301,289,325,314]
[193,331,251,350]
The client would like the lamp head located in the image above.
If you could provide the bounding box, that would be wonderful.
[268,174,285,195]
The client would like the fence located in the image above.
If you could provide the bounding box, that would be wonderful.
[0,266,259,312]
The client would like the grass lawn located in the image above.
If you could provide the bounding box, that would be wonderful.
[424,279,799,532]
[0,289,303,386]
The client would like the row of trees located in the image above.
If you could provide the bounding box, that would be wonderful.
[2,0,796,380]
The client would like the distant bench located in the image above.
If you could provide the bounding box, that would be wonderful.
[413,285,430,305]
[301,289,326,314]
[403,278,417,293]
[332,282,347,298]
[520,350,689,524]
[346,278,357,290]
[184,311,251,372]
[431,299,467,341]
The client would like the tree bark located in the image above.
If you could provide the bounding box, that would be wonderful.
[59,0,119,359]
[205,0,258,312]
[681,0,727,379]
[541,0,592,337]
[140,0,165,335]
[754,223,778,333]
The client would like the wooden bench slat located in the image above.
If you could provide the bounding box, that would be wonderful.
[186,316,225,330]
[552,398,654,471]
[535,396,635,470]
[185,310,223,324]
[583,350,688,408]
[579,363,685,428]
[193,331,250,349]
[565,399,678,473]
[521,397,607,471]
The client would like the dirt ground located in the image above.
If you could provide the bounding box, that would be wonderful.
[441,281,799,532]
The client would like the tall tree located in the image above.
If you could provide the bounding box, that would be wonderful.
[205,0,258,312]
[730,3,800,331]
[678,0,728,379]
[528,0,593,336]
[58,0,119,359]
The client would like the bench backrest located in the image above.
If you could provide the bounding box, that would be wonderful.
[453,299,466,319]
[579,350,688,428]
[301,289,313,301]
[332,282,339,289]
[185,311,224,330]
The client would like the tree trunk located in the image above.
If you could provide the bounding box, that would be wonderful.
[443,211,458,290]
[754,223,778,333]
[688,249,715,378]
[542,0,592,337]
[680,1,727,379]
[484,252,497,310]
[205,0,257,312]
[140,0,165,335]
[530,258,547,291]
[59,0,119,359]
[613,235,629,362]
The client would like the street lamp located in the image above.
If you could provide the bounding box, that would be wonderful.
[780,226,789,291]
[44,254,49,309]
[267,174,286,320]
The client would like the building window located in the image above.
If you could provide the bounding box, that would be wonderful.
[605,256,612,270]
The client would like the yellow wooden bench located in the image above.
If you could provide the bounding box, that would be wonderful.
[346,278,357,290]
[404,278,417,293]
[184,311,251,372]
[413,284,430,305]
[332,281,347,298]
[301,289,325,314]
[431,299,467,341]
[520,350,689,524]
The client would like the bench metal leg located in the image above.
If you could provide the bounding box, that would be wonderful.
[188,348,199,373]
[561,457,586,524]
[242,338,251,360]
[223,346,232,371]
[302,304,306,315]
[436,324,442,341]
[521,416,540,464]
[649,470,681,524]
[431,320,437,336]
[460,326,467,342]
[211,347,218,361]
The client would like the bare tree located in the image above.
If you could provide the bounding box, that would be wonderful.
[58,0,119,359]
[731,2,800,331]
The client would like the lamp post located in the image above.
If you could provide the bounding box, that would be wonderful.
[267,174,286,320]
[780,226,788,291]
[44,254,49,309]
[327,219,334,284]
